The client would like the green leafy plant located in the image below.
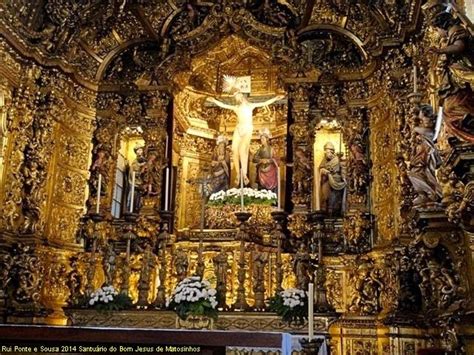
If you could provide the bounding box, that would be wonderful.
[268,288,308,325]
[167,276,218,320]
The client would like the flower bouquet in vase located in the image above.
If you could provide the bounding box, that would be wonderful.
[268,288,308,325]
[167,276,218,329]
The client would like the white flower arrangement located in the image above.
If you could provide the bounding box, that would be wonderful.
[280,288,307,309]
[89,285,118,306]
[167,276,219,320]
[208,188,277,206]
[84,285,132,311]
[269,288,308,325]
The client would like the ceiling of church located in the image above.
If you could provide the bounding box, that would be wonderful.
[0,0,421,90]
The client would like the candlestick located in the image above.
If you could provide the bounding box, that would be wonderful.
[170,165,174,211]
[315,169,320,211]
[277,167,281,210]
[308,283,314,341]
[126,238,131,262]
[96,174,102,214]
[339,131,342,155]
[240,169,244,211]
[130,171,135,213]
[413,65,418,93]
[164,167,170,211]
[434,106,443,141]
[318,236,322,264]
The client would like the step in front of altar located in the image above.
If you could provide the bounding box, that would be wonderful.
[65,310,328,334]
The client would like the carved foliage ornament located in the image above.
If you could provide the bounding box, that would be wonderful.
[348,256,384,315]
[8,244,46,314]
[5,0,126,54]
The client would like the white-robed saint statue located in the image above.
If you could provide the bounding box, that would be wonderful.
[207,75,284,186]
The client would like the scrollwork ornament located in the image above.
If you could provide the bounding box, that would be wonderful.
[0,252,13,311]
[0,67,39,232]
[9,244,46,315]
[19,75,60,235]
[287,213,312,238]
[440,169,474,225]
[342,108,370,206]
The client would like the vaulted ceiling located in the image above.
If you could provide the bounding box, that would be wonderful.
[0,0,422,90]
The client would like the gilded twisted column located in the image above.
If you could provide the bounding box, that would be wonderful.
[232,211,252,311]
[288,84,313,212]
[152,210,172,309]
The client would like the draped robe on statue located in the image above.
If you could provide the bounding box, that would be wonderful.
[319,154,346,215]
[253,145,278,191]
[210,144,230,193]
[408,127,443,202]
[439,25,474,142]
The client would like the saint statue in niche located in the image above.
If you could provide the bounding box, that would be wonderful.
[207,75,284,186]
[210,135,230,194]
[127,145,146,213]
[252,128,279,191]
[141,150,161,197]
[90,144,111,197]
[319,142,346,216]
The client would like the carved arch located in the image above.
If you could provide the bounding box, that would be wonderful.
[298,24,368,60]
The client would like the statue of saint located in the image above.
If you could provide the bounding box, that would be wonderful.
[319,142,346,216]
[141,150,161,197]
[90,145,111,196]
[208,82,283,186]
[293,242,310,290]
[213,250,229,309]
[252,128,279,191]
[408,104,442,205]
[174,248,189,282]
[210,135,230,193]
[127,145,146,212]
[102,242,117,286]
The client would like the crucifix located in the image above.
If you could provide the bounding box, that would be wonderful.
[187,170,213,278]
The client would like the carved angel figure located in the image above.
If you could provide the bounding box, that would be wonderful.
[407,105,442,205]
[102,242,117,286]
[293,147,312,204]
[428,11,474,142]
[349,259,383,315]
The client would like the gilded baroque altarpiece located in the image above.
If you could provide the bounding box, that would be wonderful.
[0,1,473,354]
